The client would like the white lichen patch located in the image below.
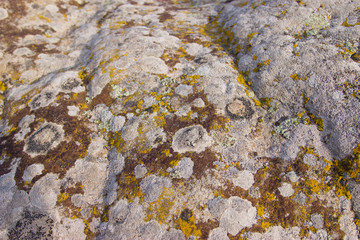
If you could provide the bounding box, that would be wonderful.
[172,125,212,154]
[278,182,295,198]
[0,8,8,20]
[24,123,64,157]
[219,196,257,236]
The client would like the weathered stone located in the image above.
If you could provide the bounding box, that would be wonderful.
[140,175,171,203]
[134,164,147,179]
[175,84,193,97]
[29,173,60,210]
[171,157,194,179]
[8,210,54,240]
[172,125,212,154]
[226,97,254,120]
[22,164,44,183]
[24,123,64,157]
[0,8,8,20]
[208,227,230,240]
[278,182,295,198]
[219,196,257,235]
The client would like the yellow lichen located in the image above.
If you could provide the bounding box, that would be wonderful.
[178,214,202,238]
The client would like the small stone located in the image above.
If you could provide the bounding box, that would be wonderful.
[232,170,254,190]
[29,92,56,110]
[208,196,229,220]
[29,173,60,210]
[208,227,230,240]
[175,84,193,97]
[303,154,318,166]
[24,123,64,157]
[278,182,295,197]
[172,157,194,179]
[311,213,324,229]
[108,148,125,175]
[287,171,300,183]
[135,164,147,179]
[0,8,8,20]
[294,192,307,205]
[67,105,80,116]
[13,47,34,57]
[219,196,257,236]
[111,115,126,132]
[45,4,59,14]
[226,97,254,120]
[192,98,205,108]
[161,228,186,240]
[22,164,44,183]
[172,125,212,154]
[121,117,139,141]
[140,175,171,202]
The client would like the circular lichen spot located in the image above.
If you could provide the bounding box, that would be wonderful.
[172,125,212,154]
[61,78,81,91]
[225,97,254,120]
[29,92,55,110]
[8,210,54,240]
[180,208,193,223]
[351,52,360,63]
[24,123,64,157]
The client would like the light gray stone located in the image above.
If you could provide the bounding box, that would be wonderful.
[208,227,230,240]
[111,115,126,132]
[161,228,186,240]
[175,84,193,97]
[0,8,8,20]
[172,125,212,154]
[231,170,254,190]
[140,175,171,203]
[278,182,295,197]
[29,173,60,210]
[219,196,257,236]
[135,164,147,179]
[22,164,44,183]
[172,157,194,179]
[311,213,324,229]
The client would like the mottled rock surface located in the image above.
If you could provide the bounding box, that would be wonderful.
[0,0,359,239]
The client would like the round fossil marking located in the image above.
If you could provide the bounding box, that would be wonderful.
[171,125,212,154]
[61,77,81,91]
[29,92,55,110]
[24,123,64,157]
[225,97,254,120]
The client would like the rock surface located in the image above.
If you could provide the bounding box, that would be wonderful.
[0,0,359,239]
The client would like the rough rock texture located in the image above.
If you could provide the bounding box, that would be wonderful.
[0,0,359,239]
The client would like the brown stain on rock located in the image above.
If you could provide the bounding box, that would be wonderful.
[159,12,174,23]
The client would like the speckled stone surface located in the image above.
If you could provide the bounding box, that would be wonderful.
[0,0,359,239]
